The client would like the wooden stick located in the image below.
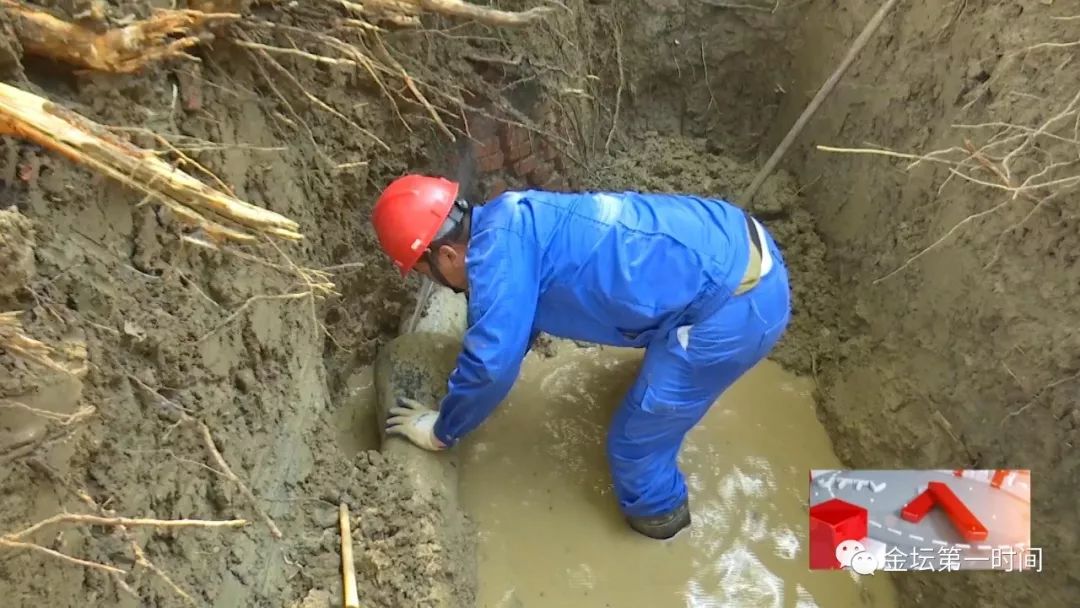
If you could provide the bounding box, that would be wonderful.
[340,503,361,608]
[742,0,901,204]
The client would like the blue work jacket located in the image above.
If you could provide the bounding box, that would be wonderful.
[432,190,754,446]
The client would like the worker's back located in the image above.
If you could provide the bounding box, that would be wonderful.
[471,190,754,347]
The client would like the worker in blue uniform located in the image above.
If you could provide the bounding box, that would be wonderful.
[372,175,791,540]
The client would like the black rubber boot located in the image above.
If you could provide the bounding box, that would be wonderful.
[626,500,691,540]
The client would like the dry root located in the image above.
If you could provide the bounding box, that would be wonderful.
[8,513,248,541]
[0,82,302,244]
[0,507,246,600]
[815,19,1080,283]
[0,395,95,465]
[0,310,87,376]
[335,0,558,27]
[0,399,95,425]
[817,71,1080,281]
[236,0,564,160]
[3,1,238,73]
[129,376,284,539]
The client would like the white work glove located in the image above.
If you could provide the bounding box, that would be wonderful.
[386,397,446,451]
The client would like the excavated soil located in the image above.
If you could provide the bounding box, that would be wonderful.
[593,1,1077,604]
[772,4,1079,606]
[0,207,33,298]
[0,1,483,606]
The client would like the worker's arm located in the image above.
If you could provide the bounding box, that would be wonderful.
[432,226,539,447]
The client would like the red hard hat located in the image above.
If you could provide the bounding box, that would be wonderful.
[372,174,460,275]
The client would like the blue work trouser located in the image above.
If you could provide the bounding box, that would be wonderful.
[606,233,792,518]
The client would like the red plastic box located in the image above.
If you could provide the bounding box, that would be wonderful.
[809,499,869,569]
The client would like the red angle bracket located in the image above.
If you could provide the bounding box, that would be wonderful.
[900,489,935,523]
[899,482,990,542]
[990,469,1009,489]
[928,481,989,542]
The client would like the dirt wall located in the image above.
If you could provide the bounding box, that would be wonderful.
[0,1,499,605]
[770,2,1077,605]
[599,0,1076,605]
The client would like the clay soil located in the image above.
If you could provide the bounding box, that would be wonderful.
[589,1,1077,605]
[1,1,1076,607]
[0,0,487,606]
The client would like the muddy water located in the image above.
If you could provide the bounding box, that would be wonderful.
[459,345,899,608]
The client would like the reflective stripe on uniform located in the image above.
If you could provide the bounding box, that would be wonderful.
[735,217,772,295]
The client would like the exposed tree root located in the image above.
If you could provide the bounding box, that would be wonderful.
[816,19,1080,283]
[128,375,284,539]
[412,0,559,26]
[0,537,126,574]
[2,1,238,73]
[329,0,557,27]
[818,81,1080,282]
[0,397,95,465]
[231,0,558,158]
[0,310,87,376]
[0,506,246,600]
[0,82,302,244]
[8,513,248,540]
[0,399,95,425]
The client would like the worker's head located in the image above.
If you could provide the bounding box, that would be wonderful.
[371,174,471,293]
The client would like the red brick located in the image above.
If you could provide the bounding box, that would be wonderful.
[500,126,530,152]
[552,153,567,172]
[176,68,203,112]
[539,140,559,162]
[16,162,36,183]
[528,163,553,186]
[469,113,498,139]
[512,154,538,178]
[474,134,500,158]
[476,150,504,174]
[505,138,532,162]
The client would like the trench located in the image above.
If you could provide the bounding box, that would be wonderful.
[353,278,901,607]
